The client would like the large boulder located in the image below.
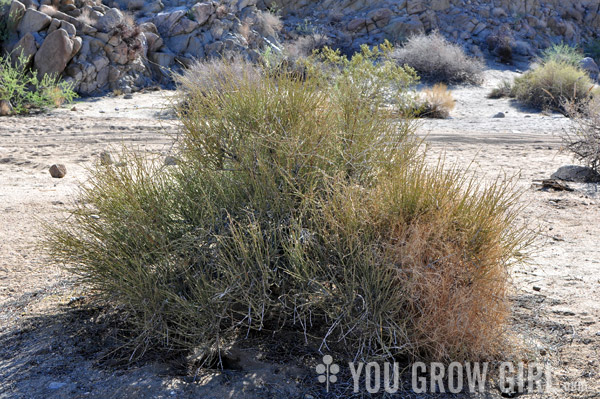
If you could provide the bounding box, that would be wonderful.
[96,8,124,33]
[17,9,51,35]
[190,2,214,26]
[11,32,37,66]
[34,29,74,77]
[580,57,599,80]
[551,165,600,183]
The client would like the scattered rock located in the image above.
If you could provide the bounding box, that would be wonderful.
[0,100,13,116]
[164,155,178,166]
[537,179,574,191]
[48,382,67,390]
[100,151,113,165]
[551,165,600,183]
[579,57,599,80]
[49,164,67,178]
[95,8,123,33]
[493,112,505,118]
[533,286,541,292]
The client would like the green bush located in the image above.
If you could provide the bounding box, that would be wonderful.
[0,54,77,114]
[49,46,529,364]
[511,59,594,112]
[541,43,583,66]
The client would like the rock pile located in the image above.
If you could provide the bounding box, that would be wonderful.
[271,0,600,62]
[2,0,282,95]
[2,0,600,95]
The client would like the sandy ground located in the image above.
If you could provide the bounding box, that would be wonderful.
[0,64,599,398]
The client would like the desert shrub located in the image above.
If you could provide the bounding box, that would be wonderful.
[284,33,330,61]
[488,79,512,99]
[563,98,600,172]
[391,32,484,85]
[174,56,262,97]
[49,46,529,364]
[541,43,582,66]
[511,60,594,112]
[0,54,77,114]
[487,26,515,64]
[414,83,456,118]
[114,21,143,59]
[254,10,282,38]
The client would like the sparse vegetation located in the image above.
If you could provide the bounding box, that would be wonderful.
[49,45,529,366]
[564,98,600,172]
[254,10,282,38]
[511,60,594,112]
[391,32,484,85]
[488,79,513,99]
[174,56,262,97]
[415,83,456,118]
[0,54,77,115]
[541,43,583,67]
[487,26,514,64]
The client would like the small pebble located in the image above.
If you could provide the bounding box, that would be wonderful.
[533,286,541,292]
[49,164,67,178]
[48,382,66,389]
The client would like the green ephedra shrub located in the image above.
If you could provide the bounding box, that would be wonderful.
[49,45,530,364]
[0,54,77,114]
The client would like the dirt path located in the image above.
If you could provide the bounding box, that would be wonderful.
[0,65,599,398]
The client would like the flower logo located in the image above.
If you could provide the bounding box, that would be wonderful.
[316,355,340,392]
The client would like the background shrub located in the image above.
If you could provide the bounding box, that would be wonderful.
[541,43,583,66]
[511,60,594,112]
[414,83,456,118]
[0,54,77,114]
[488,80,512,99]
[564,98,600,172]
[174,56,262,96]
[49,47,529,364]
[392,32,484,85]
[486,26,515,64]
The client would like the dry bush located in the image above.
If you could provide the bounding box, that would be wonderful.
[488,79,512,99]
[392,31,484,85]
[511,60,594,112]
[174,57,262,97]
[487,26,515,64]
[49,47,530,365]
[75,7,96,26]
[415,83,456,118]
[285,33,330,60]
[564,98,600,172]
[255,10,282,38]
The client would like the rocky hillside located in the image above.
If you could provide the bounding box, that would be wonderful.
[1,0,599,95]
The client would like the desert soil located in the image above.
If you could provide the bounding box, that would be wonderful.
[1,63,599,399]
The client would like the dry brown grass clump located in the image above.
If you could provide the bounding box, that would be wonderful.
[48,48,529,365]
[392,32,484,85]
[416,83,456,118]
